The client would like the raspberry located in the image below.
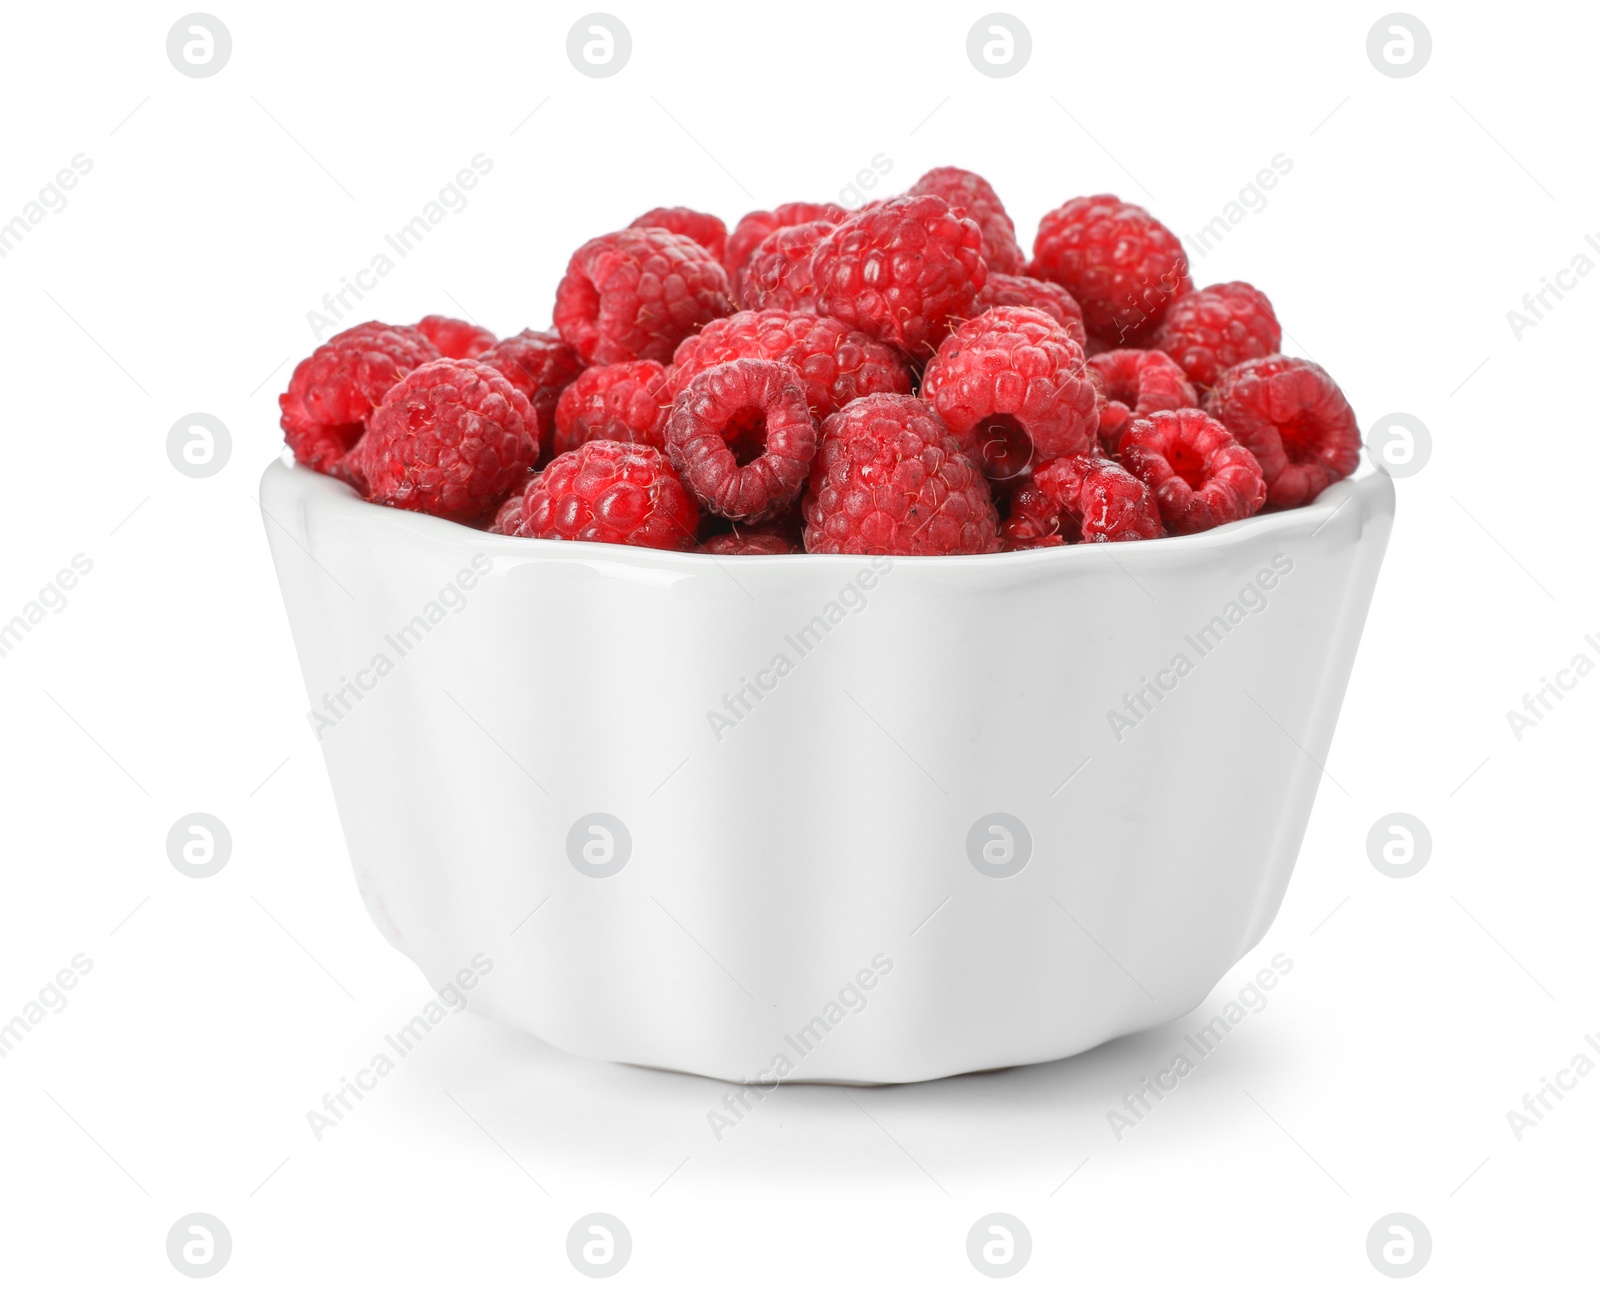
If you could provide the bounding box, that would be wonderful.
[810,194,987,357]
[278,322,439,475]
[700,527,798,555]
[1087,348,1197,453]
[974,273,1087,347]
[664,359,817,522]
[735,219,832,312]
[724,202,846,276]
[1204,356,1359,509]
[920,306,1098,485]
[552,360,671,455]
[415,315,496,360]
[553,226,732,365]
[479,329,586,457]
[516,439,698,550]
[1001,454,1164,549]
[488,490,524,534]
[1151,282,1281,389]
[1031,195,1191,347]
[667,309,910,419]
[631,206,728,264]
[353,359,539,524]
[802,394,1000,555]
[1119,408,1267,534]
[908,166,1025,274]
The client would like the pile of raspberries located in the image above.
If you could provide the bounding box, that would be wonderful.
[279,172,1361,555]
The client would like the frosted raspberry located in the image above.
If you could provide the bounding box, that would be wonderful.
[353,359,538,524]
[664,359,817,522]
[1204,355,1359,509]
[552,360,671,455]
[802,394,1000,555]
[810,194,987,357]
[415,315,495,359]
[1088,349,1198,453]
[1001,454,1163,548]
[735,219,833,312]
[553,226,732,365]
[630,206,728,264]
[278,322,439,476]
[479,329,586,458]
[725,202,847,276]
[974,273,1087,347]
[1119,408,1266,534]
[1031,195,1191,347]
[920,306,1098,485]
[515,439,698,550]
[667,309,910,419]
[1152,282,1281,389]
[909,166,1025,274]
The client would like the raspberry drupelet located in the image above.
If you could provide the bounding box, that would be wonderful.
[1001,454,1164,549]
[552,360,671,455]
[908,166,1026,274]
[352,359,539,525]
[415,315,496,360]
[667,309,910,420]
[553,226,733,365]
[515,439,699,550]
[479,329,586,458]
[1030,195,1191,348]
[630,206,728,264]
[1118,408,1267,534]
[664,359,818,523]
[974,273,1087,347]
[1151,282,1281,390]
[1088,348,1198,454]
[1204,355,1359,508]
[278,322,439,476]
[920,306,1098,485]
[802,394,1000,555]
[809,194,987,357]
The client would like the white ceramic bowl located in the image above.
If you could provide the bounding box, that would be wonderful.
[262,457,1393,1084]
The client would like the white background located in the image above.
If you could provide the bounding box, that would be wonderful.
[2,0,1596,1286]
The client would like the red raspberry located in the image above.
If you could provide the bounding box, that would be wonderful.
[724,202,846,276]
[630,206,728,264]
[516,439,698,550]
[974,273,1087,347]
[1087,349,1197,453]
[810,194,987,357]
[920,306,1097,485]
[735,219,833,312]
[552,360,671,455]
[479,329,586,458]
[1001,454,1164,549]
[1151,282,1281,389]
[1204,356,1360,509]
[802,394,1000,555]
[353,359,539,524]
[1031,195,1191,347]
[667,309,910,419]
[488,490,524,535]
[700,527,798,555]
[664,359,817,522]
[1119,408,1266,534]
[553,226,732,365]
[278,322,439,475]
[908,166,1024,274]
[415,315,496,360]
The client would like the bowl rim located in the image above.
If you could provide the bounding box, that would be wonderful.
[261,454,1394,575]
